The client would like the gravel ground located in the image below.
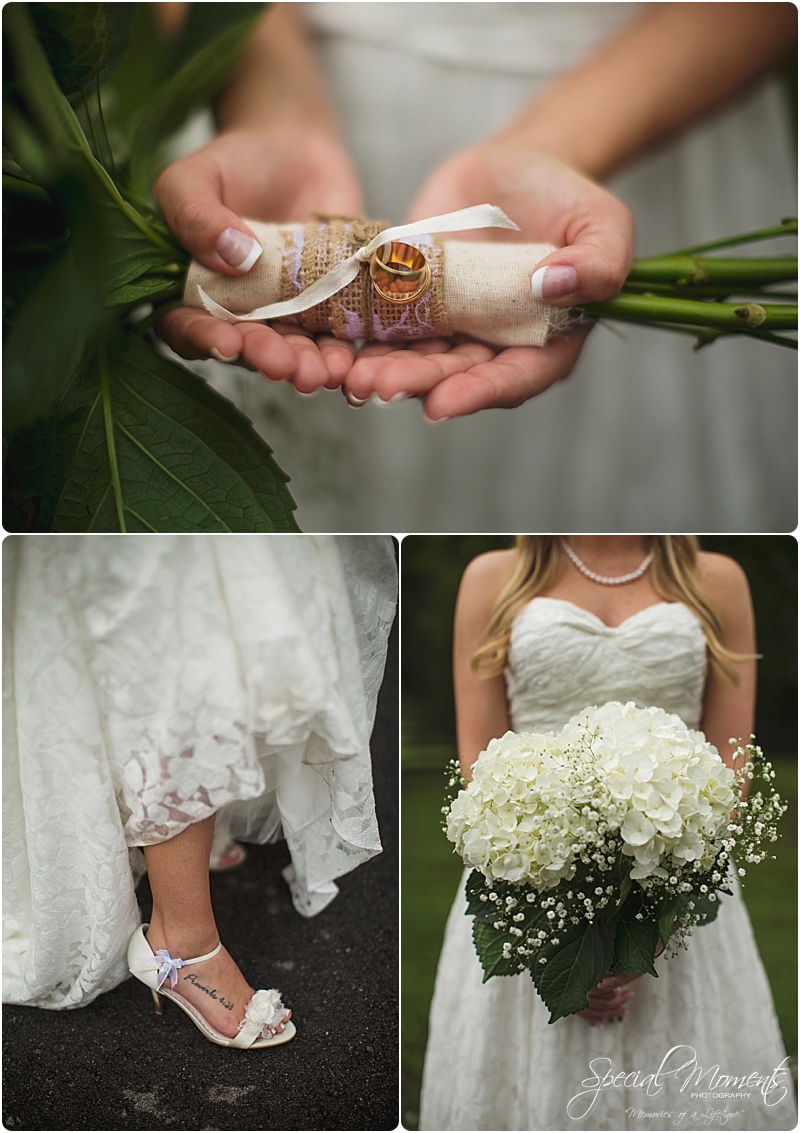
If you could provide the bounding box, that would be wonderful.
[3,623,398,1132]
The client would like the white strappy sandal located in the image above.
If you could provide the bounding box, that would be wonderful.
[127,924,296,1049]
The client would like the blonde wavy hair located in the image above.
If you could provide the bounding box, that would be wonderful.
[472,536,747,684]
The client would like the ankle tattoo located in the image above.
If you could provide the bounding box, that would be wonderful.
[183,972,234,1011]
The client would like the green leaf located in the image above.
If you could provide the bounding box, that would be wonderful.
[97,198,185,302]
[4,3,175,254]
[166,4,265,74]
[3,243,105,429]
[472,919,519,980]
[465,869,494,918]
[611,910,659,977]
[655,893,679,949]
[533,917,616,1023]
[6,330,300,532]
[677,890,724,927]
[126,6,264,195]
[3,168,116,429]
[29,3,110,96]
[104,275,180,307]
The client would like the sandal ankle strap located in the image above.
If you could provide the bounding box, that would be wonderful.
[138,936,222,990]
[183,941,222,965]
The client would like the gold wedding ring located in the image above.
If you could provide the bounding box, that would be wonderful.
[369,241,431,304]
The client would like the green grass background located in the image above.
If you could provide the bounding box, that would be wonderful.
[401,754,798,1131]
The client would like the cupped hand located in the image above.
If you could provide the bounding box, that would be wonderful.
[155,126,363,390]
[343,143,634,418]
[577,971,643,1026]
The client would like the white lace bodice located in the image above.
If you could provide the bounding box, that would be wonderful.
[505,598,707,734]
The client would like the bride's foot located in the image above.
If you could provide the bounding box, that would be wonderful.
[144,926,291,1040]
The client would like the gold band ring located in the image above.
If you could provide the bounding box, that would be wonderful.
[369,241,431,304]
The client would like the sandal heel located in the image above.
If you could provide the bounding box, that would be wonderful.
[151,988,164,1015]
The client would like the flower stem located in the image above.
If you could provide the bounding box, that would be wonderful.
[581,294,797,331]
[669,217,797,256]
[627,256,795,287]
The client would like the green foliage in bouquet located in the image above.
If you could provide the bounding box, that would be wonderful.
[3,2,299,532]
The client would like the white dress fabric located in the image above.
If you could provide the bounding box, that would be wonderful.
[197,1,796,532]
[3,534,396,1010]
[419,598,796,1131]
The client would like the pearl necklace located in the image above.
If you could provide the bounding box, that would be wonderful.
[561,540,654,586]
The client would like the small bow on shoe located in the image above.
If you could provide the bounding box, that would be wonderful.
[139,948,184,990]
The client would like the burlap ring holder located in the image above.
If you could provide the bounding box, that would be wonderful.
[184,215,570,347]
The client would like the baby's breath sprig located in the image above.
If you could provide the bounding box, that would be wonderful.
[441,757,467,834]
[728,738,787,878]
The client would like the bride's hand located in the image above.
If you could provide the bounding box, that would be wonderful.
[155,126,364,392]
[578,971,642,1026]
[342,143,633,419]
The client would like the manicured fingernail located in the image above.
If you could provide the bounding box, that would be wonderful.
[530,265,578,300]
[217,227,263,271]
[210,347,240,363]
[297,387,320,398]
[346,392,368,407]
[423,413,450,424]
[390,391,410,402]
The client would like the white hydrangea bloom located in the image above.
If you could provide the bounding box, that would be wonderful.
[446,702,736,888]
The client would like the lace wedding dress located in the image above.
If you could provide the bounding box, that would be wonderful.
[419,598,796,1131]
[3,534,396,1010]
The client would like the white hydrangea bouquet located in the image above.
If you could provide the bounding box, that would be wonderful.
[444,701,785,1023]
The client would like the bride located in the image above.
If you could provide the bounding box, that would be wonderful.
[3,534,396,1049]
[419,536,795,1130]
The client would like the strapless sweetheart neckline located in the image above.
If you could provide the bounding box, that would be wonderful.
[527,596,679,631]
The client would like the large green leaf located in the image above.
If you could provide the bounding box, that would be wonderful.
[126,5,264,195]
[533,917,616,1023]
[3,243,104,429]
[4,3,175,254]
[472,919,519,980]
[6,331,299,532]
[29,3,110,96]
[98,198,184,303]
[166,3,265,74]
[676,889,724,927]
[655,892,679,949]
[611,908,659,977]
[3,171,113,429]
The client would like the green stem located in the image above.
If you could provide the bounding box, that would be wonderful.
[593,316,797,350]
[96,74,118,181]
[581,294,797,331]
[98,339,127,532]
[80,88,102,162]
[669,218,797,256]
[621,281,798,301]
[627,256,796,286]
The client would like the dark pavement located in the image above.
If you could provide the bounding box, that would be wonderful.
[3,625,398,1132]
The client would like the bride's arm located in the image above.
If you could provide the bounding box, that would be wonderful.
[697,553,757,772]
[452,552,515,781]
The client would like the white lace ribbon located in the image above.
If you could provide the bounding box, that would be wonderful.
[197,204,520,324]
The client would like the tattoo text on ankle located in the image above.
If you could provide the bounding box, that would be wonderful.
[182,972,234,1010]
